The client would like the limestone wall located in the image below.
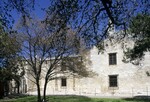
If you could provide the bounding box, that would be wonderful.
[24,39,150,97]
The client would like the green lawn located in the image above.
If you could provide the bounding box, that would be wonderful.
[0,95,149,102]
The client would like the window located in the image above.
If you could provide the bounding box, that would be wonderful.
[109,75,118,87]
[61,78,67,87]
[109,53,117,65]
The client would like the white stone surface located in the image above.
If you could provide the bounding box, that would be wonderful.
[21,37,150,97]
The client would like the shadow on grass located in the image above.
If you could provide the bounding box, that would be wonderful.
[47,95,92,102]
[0,94,35,102]
[6,93,28,99]
[0,95,92,102]
[2,95,150,102]
[123,96,150,102]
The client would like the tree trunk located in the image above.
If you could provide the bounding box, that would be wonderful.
[43,79,48,102]
[17,82,20,94]
[4,81,9,96]
[37,82,42,102]
[0,82,4,98]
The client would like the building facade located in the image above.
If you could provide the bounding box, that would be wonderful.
[17,36,150,97]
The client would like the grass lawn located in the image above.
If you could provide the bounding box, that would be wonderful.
[0,95,149,102]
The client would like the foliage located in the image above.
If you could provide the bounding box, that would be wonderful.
[47,0,150,47]
[0,0,35,28]
[0,25,23,95]
[16,17,92,102]
[0,0,150,48]
[61,56,93,77]
[124,14,150,61]
[1,0,150,101]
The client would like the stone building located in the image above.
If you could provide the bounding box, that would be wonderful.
[18,36,150,97]
[15,26,150,97]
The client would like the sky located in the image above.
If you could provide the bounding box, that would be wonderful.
[9,0,150,29]
[33,0,50,19]
[11,0,50,24]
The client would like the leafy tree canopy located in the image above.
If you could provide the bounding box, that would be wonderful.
[46,0,150,47]
[0,25,24,83]
[124,14,150,61]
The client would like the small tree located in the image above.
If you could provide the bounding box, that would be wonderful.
[16,17,92,102]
